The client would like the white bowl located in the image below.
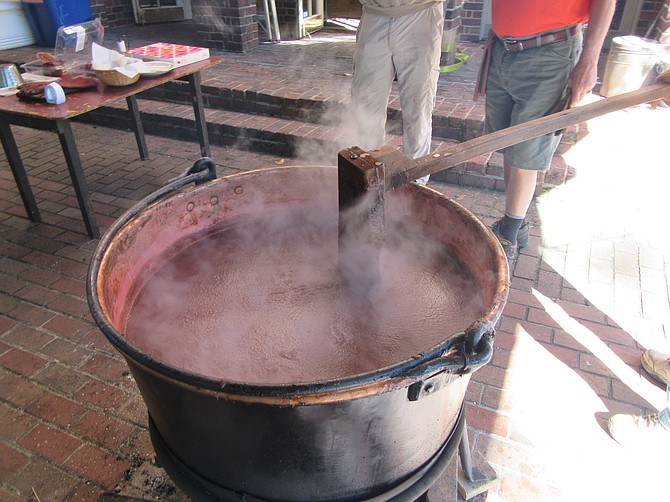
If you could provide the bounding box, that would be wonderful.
[139,61,174,78]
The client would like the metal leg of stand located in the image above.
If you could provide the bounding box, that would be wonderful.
[459,420,475,482]
[457,417,498,500]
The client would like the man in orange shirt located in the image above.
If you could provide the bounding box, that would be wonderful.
[482,0,615,260]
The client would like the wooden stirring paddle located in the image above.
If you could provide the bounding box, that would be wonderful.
[338,81,670,290]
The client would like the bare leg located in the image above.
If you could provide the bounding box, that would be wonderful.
[504,160,538,219]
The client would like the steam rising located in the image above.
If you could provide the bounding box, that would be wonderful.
[124,189,485,385]
[111,24,492,385]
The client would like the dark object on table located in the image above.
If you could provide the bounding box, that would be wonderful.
[58,74,98,89]
[16,81,49,101]
[21,58,67,77]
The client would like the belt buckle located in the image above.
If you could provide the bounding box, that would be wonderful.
[503,39,523,52]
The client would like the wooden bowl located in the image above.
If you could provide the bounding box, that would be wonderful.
[94,68,140,87]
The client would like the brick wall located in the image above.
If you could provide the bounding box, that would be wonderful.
[192,0,259,52]
[90,0,135,28]
[444,0,463,33]
[461,0,484,42]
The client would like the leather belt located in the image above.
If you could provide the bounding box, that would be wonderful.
[499,25,582,53]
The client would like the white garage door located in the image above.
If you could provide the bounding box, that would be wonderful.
[0,0,36,50]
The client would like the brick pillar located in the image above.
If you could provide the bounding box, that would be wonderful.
[192,0,259,52]
[275,0,301,40]
[461,0,486,42]
[444,0,464,32]
[441,0,464,68]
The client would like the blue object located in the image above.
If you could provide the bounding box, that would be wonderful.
[21,0,93,47]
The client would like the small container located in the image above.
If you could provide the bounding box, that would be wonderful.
[55,19,105,64]
[0,64,24,90]
[45,82,67,104]
[117,37,127,53]
[21,59,94,79]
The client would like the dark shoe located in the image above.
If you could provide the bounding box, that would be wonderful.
[491,226,518,261]
[491,219,530,249]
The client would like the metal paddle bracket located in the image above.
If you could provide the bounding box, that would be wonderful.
[337,146,386,292]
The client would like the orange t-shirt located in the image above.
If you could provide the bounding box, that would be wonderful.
[492,0,592,38]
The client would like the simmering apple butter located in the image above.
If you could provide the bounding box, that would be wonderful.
[125,210,483,384]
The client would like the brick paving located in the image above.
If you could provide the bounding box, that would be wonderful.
[2,21,670,502]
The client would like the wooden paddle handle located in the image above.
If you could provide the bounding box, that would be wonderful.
[378,82,670,190]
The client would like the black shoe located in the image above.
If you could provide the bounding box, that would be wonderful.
[491,219,530,249]
[491,226,518,262]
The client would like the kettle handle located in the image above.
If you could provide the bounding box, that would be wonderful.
[401,323,495,381]
[167,157,217,187]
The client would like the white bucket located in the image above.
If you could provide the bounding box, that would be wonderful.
[600,36,663,97]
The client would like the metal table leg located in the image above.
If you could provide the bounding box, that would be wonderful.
[188,72,211,157]
[0,121,41,223]
[127,95,149,160]
[56,120,100,239]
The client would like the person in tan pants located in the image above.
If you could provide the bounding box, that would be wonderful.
[351,0,444,185]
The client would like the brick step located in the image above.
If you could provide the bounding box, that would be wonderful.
[138,79,482,143]
[77,94,359,158]
[142,81,572,189]
[74,97,520,190]
[118,83,569,190]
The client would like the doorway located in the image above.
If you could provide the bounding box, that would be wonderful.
[299,0,325,37]
[131,0,193,25]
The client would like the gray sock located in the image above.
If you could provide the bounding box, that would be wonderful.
[500,215,525,243]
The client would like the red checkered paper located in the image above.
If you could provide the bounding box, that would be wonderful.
[125,43,210,67]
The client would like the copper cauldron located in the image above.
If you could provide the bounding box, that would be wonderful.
[87,159,509,501]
